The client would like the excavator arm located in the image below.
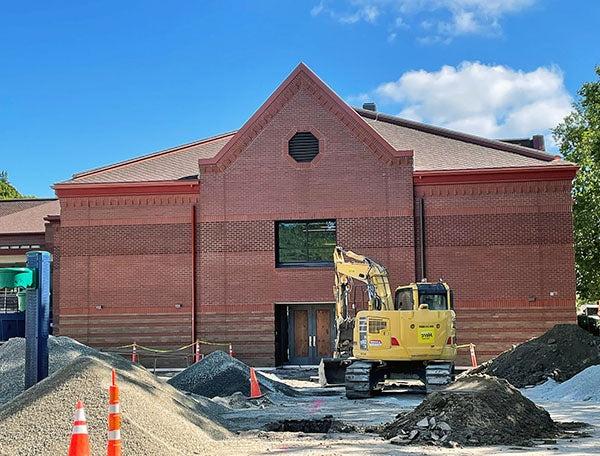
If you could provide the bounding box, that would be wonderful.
[332,246,394,357]
[334,246,394,315]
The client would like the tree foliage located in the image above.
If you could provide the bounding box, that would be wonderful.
[554,66,600,302]
[0,171,25,200]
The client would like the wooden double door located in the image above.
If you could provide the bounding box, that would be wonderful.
[288,304,334,365]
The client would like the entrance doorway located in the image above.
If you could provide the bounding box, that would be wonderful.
[274,303,335,365]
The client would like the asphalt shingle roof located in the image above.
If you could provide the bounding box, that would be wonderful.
[0,199,59,234]
[66,133,234,184]
[357,110,567,171]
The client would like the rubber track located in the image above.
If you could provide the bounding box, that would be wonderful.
[345,361,376,399]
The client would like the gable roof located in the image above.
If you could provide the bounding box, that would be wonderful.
[198,63,409,173]
[0,199,60,235]
[58,64,573,186]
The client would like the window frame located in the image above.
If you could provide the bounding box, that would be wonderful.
[275,219,337,268]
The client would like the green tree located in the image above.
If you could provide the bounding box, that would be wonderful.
[554,66,600,303]
[0,171,25,199]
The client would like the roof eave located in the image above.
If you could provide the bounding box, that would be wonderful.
[54,180,199,197]
[413,164,578,185]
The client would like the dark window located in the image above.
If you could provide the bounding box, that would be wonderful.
[276,220,336,267]
[288,132,319,162]
[394,288,414,311]
[419,293,448,310]
[416,283,449,310]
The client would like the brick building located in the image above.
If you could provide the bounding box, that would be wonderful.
[51,64,577,366]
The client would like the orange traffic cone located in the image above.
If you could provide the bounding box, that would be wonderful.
[68,400,90,456]
[249,367,263,399]
[107,369,122,456]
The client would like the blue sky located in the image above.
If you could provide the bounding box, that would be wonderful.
[1,0,599,197]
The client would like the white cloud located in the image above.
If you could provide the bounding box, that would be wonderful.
[371,62,572,146]
[312,0,536,42]
[312,0,380,24]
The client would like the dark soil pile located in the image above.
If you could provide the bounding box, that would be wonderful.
[471,324,600,387]
[381,375,559,447]
[265,415,357,433]
[168,350,299,398]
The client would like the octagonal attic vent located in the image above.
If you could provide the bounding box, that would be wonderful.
[288,132,319,162]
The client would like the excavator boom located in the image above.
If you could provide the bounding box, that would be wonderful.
[332,246,394,358]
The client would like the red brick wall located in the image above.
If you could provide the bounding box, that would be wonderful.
[415,179,576,363]
[54,194,198,365]
[197,81,415,366]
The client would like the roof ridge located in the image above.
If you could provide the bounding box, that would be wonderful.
[71,131,237,180]
[355,107,558,162]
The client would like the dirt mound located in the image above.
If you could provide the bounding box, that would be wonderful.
[0,356,229,455]
[0,336,129,405]
[381,375,559,447]
[265,415,357,433]
[471,324,600,387]
[168,350,299,398]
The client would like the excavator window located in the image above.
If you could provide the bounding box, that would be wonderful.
[419,293,448,310]
[394,288,414,311]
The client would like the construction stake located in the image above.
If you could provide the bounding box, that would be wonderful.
[131,342,138,363]
[469,343,478,368]
[194,340,201,363]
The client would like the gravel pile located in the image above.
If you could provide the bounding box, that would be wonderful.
[0,356,230,455]
[523,365,600,402]
[0,336,129,405]
[381,375,559,447]
[168,351,299,398]
[471,324,600,387]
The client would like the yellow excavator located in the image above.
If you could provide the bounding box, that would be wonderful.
[319,246,457,398]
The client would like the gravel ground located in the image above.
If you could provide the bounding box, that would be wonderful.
[168,350,299,398]
[0,356,230,455]
[209,397,600,455]
[220,390,424,432]
[0,336,128,405]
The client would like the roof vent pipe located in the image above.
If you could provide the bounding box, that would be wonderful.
[362,102,377,112]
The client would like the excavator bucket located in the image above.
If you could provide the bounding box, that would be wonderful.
[318,358,352,386]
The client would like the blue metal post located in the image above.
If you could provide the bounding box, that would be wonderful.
[24,251,51,389]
